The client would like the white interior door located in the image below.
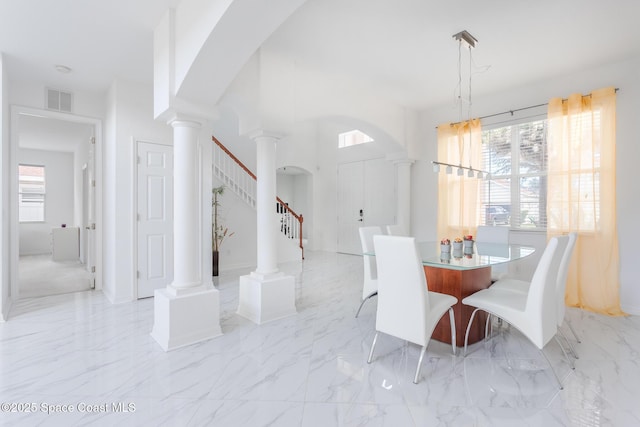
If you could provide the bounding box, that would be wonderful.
[137,141,173,298]
[337,159,396,255]
[337,161,365,254]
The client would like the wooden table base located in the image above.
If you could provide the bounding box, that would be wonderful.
[424,265,491,347]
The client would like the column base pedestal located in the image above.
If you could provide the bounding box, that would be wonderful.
[151,285,222,351]
[237,272,297,324]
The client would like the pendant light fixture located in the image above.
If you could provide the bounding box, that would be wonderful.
[432,30,490,180]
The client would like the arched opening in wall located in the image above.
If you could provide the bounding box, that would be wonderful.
[276,165,313,255]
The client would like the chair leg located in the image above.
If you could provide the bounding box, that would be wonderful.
[554,335,575,370]
[464,308,482,357]
[414,345,427,384]
[355,292,377,318]
[540,347,564,390]
[484,314,492,341]
[558,328,579,359]
[566,320,582,343]
[448,308,457,356]
[367,332,379,364]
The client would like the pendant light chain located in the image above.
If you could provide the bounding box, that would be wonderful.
[432,30,490,180]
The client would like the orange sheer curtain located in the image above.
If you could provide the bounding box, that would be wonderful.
[547,87,624,315]
[437,119,482,241]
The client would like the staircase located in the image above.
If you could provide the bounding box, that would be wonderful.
[212,136,304,259]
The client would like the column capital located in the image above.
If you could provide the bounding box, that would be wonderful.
[392,158,416,166]
[246,129,285,142]
[167,113,202,129]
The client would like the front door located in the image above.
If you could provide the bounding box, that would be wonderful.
[137,141,173,298]
[337,161,365,254]
[337,158,396,255]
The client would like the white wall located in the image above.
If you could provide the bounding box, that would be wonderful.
[18,149,74,255]
[413,55,640,313]
[103,83,117,302]
[227,47,411,150]
[8,80,105,119]
[103,79,173,303]
[276,174,294,207]
[1,53,9,320]
[313,122,340,252]
[293,174,311,240]
[211,173,258,271]
[276,173,309,218]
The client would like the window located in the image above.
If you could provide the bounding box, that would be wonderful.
[338,130,373,148]
[19,164,46,222]
[547,110,602,232]
[480,119,548,229]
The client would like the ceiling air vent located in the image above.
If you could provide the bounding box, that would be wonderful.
[46,88,73,113]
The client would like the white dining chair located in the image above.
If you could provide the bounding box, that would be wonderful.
[475,225,510,281]
[490,233,580,357]
[462,236,573,389]
[356,226,383,318]
[367,235,458,384]
[386,224,406,236]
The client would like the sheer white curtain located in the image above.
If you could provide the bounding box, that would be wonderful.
[547,87,624,316]
[437,119,482,241]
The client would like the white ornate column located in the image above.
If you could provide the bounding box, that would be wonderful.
[394,159,415,235]
[151,116,222,351]
[237,130,297,324]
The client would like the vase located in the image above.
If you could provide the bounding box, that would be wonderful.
[212,250,219,277]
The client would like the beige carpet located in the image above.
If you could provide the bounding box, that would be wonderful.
[19,254,92,298]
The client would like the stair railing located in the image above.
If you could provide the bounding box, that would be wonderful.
[212,136,304,259]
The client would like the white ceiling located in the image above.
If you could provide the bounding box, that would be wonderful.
[266,0,640,110]
[1,0,639,111]
[0,0,179,94]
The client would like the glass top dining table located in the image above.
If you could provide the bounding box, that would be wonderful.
[417,242,535,270]
[365,241,535,271]
[363,239,535,347]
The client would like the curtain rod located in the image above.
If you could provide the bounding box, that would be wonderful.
[437,88,619,128]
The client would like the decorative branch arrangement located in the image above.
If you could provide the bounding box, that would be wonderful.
[212,185,234,253]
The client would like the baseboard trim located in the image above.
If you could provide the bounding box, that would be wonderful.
[621,303,640,316]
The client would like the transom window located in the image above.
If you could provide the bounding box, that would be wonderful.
[338,130,373,148]
[19,164,46,222]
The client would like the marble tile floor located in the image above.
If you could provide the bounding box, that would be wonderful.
[1,251,639,426]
